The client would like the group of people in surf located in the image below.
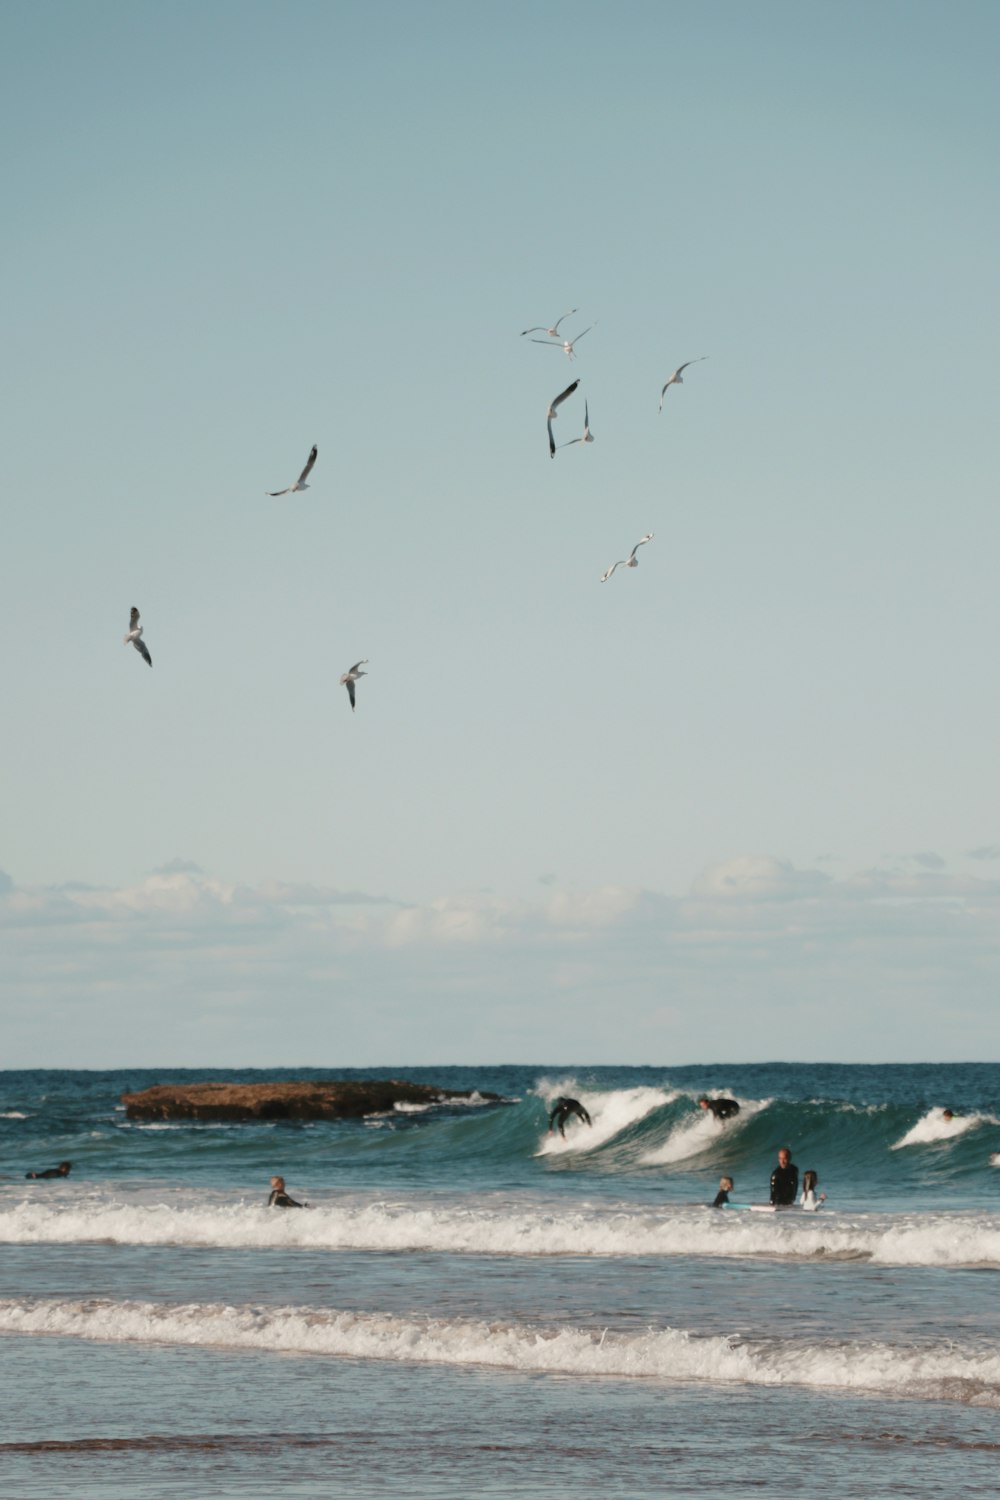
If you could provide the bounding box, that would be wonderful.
[697,1095,826,1210]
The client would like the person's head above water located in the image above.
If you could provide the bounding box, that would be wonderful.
[698,1098,710,1109]
[270,1175,285,1190]
[942,1110,954,1121]
[719,1176,734,1191]
[56,1162,71,1175]
[777,1147,792,1167]
[802,1170,819,1192]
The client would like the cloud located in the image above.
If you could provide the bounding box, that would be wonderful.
[904,851,947,870]
[967,845,1000,861]
[3,857,1000,1065]
[153,858,204,875]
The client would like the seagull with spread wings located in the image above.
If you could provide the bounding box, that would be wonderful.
[547,378,580,458]
[267,444,318,496]
[533,324,594,361]
[520,308,577,338]
[659,358,708,411]
[600,534,654,582]
[340,659,368,712]
[558,400,594,450]
[124,606,152,667]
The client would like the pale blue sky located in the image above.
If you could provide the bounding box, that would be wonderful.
[2,1,999,1064]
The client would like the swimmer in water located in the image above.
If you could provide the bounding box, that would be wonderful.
[548,1097,592,1139]
[799,1170,826,1210]
[25,1161,72,1180]
[267,1175,304,1208]
[712,1176,734,1208]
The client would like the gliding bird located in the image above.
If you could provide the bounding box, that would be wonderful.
[546,378,580,458]
[600,533,653,582]
[340,659,368,712]
[558,400,594,449]
[124,606,152,666]
[532,324,595,361]
[267,444,318,495]
[659,358,708,411]
[520,309,577,338]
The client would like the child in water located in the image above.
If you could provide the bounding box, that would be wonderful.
[799,1170,826,1210]
[712,1176,734,1208]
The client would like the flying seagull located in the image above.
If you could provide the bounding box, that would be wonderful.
[558,400,594,450]
[520,309,577,338]
[532,324,595,361]
[340,659,368,712]
[547,378,580,458]
[267,444,318,496]
[124,606,152,666]
[600,533,654,582]
[659,358,708,411]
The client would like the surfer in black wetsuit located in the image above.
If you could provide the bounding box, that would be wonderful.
[548,1098,592,1139]
[712,1176,734,1208]
[25,1161,72,1180]
[267,1175,304,1208]
[698,1097,740,1120]
[769,1147,798,1206]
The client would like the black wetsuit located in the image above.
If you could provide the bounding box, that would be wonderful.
[25,1166,71,1179]
[267,1189,303,1208]
[548,1098,592,1137]
[712,1189,730,1208]
[703,1098,740,1120]
[769,1162,799,1206]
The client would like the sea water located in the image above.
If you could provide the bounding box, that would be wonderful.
[1,1063,998,1497]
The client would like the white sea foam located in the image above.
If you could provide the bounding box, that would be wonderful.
[0,1111,28,1119]
[1,1295,997,1406]
[535,1083,678,1156]
[638,1097,771,1166]
[892,1108,997,1149]
[1,1193,998,1269]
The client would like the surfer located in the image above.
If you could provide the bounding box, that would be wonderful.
[712,1176,734,1208]
[25,1161,72,1180]
[698,1096,740,1121]
[267,1175,304,1208]
[799,1170,826,1210]
[769,1147,799,1206]
[548,1097,592,1139]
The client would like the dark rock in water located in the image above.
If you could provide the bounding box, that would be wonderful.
[121,1080,503,1122]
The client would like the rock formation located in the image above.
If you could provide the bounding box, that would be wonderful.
[121,1079,502,1122]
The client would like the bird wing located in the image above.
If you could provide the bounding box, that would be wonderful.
[548,418,556,458]
[552,308,578,333]
[601,560,624,582]
[349,659,368,674]
[129,607,140,631]
[133,637,152,667]
[550,379,580,413]
[520,325,546,336]
[557,437,582,449]
[297,445,318,485]
[346,678,356,710]
[531,339,564,347]
[267,486,292,496]
[629,533,654,560]
[571,324,594,345]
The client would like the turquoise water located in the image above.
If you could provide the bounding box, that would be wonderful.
[1,1064,998,1497]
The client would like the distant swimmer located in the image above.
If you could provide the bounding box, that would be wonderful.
[548,1097,592,1139]
[769,1147,799,1206]
[698,1096,740,1121]
[942,1110,954,1121]
[267,1175,305,1208]
[25,1160,71,1180]
[712,1175,734,1208]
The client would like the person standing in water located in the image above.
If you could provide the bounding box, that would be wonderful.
[769,1147,799,1206]
[799,1170,826,1210]
[712,1176,734,1208]
[548,1098,592,1139]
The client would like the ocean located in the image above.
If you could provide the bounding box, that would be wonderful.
[1,1062,998,1498]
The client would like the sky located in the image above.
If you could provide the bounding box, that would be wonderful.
[2,0,999,1066]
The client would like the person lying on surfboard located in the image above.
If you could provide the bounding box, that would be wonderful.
[25,1161,72,1180]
